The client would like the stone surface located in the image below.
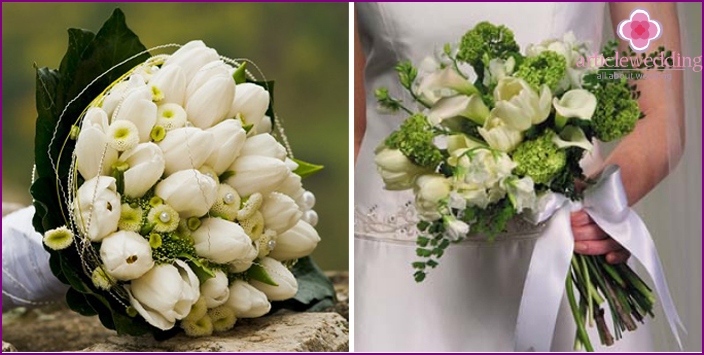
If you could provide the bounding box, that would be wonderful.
[3,341,17,352]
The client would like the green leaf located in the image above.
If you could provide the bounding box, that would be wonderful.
[182,256,215,283]
[292,158,324,179]
[66,288,98,316]
[412,262,426,269]
[416,248,432,258]
[414,271,427,282]
[427,259,439,268]
[416,236,430,247]
[232,62,247,84]
[247,262,279,286]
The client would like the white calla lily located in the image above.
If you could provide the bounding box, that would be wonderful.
[157,127,215,175]
[118,143,165,198]
[493,77,552,131]
[228,83,269,127]
[374,147,428,191]
[417,66,478,99]
[76,108,118,179]
[238,133,287,161]
[113,86,157,142]
[553,89,597,121]
[200,270,230,308]
[268,220,320,261]
[163,40,220,82]
[427,94,489,126]
[186,74,235,129]
[553,125,593,151]
[205,119,247,174]
[155,169,218,218]
[225,280,271,318]
[260,192,302,234]
[128,259,200,330]
[477,117,524,153]
[191,218,256,264]
[226,155,289,197]
[250,257,298,301]
[148,65,186,105]
[100,231,154,281]
[74,176,121,241]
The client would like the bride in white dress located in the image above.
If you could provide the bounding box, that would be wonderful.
[354,2,684,352]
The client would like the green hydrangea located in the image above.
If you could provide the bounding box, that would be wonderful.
[514,51,566,92]
[512,131,566,185]
[457,22,520,74]
[151,233,196,264]
[385,114,443,168]
[591,81,641,142]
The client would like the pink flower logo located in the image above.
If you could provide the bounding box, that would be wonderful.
[617,9,662,52]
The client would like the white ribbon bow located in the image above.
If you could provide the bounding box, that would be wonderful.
[514,165,685,351]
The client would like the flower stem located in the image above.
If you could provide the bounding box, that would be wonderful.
[566,270,594,352]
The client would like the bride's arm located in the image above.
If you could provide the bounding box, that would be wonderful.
[354,8,367,164]
[572,2,684,263]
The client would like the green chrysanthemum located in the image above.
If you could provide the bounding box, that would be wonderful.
[591,81,641,142]
[91,266,115,290]
[512,131,566,185]
[147,204,180,233]
[210,184,240,220]
[119,203,143,232]
[239,211,264,241]
[237,192,263,221]
[514,50,567,92]
[181,314,213,337]
[43,226,74,250]
[208,305,237,332]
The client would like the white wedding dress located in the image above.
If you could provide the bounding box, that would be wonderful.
[354,3,652,352]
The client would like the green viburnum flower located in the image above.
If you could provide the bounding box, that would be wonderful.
[512,131,566,185]
[514,50,567,92]
[591,81,641,142]
[147,204,180,233]
[457,21,520,73]
[118,203,143,232]
[43,226,74,250]
[385,114,443,169]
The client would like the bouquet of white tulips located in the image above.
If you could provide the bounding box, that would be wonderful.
[375,22,679,351]
[32,9,332,338]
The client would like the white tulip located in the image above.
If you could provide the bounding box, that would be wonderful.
[260,192,302,234]
[186,74,235,129]
[228,83,269,127]
[253,115,273,135]
[226,155,289,197]
[186,60,231,99]
[76,108,118,179]
[225,280,271,318]
[128,259,200,330]
[417,66,478,101]
[483,57,516,87]
[113,86,157,142]
[268,220,320,261]
[228,243,258,273]
[157,127,215,175]
[374,147,428,191]
[443,215,469,241]
[477,117,524,153]
[238,133,287,161]
[102,74,145,118]
[413,174,451,221]
[502,176,537,212]
[118,143,165,198]
[163,40,220,82]
[427,94,489,126]
[493,77,552,131]
[148,65,186,105]
[191,218,256,264]
[100,231,154,281]
[200,270,230,308]
[205,119,247,174]
[155,169,218,218]
[74,176,121,241]
[553,125,593,151]
[275,172,304,203]
[250,257,298,301]
[552,89,597,121]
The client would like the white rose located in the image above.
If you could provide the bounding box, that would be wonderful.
[228,83,269,128]
[205,119,247,174]
[118,143,165,198]
[200,270,230,308]
[492,77,552,131]
[186,73,235,129]
[74,176,121,241]
[148,64,186,105]
[100,231,154,281]
[163,40,220,82]
[260,192,302,234]
[374,147,428,191]
[238,133,287,161]
[155,169,218,218]
[157,127,215,175]
[268,220,320,261]
[76,108,118,180]
[225,155,289,197]
[191,218,256,264]
[225,280,271,318]
[250,257,298,301]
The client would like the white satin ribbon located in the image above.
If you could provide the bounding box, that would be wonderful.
[514,165,685,351]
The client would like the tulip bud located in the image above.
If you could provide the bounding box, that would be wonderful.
[74,176,121,241]
[238,133,287,161]
[414,174,451,221]
[186,74,235,129]
[191,218,256,264]
[275,173,305,205]
[128,259,200,330]
[205,119,247,174]
[268,220,320,261]
[101,74,144,119]
[225,280,271,318]
[155,169,218,218]
[100,231,154,281]
[76,108,118,179]
[113,86,157,142]
[228,83,269,127]
[118,143,165,198]
[163,40,220,82]
[226,156,289,197]
[253,115,273,135]
[157,127,215,175]
[148,65,187,105]
[228,242,258,273]
[186,60,231,99]
[374,147,428,191]
[200,270,230,308]
[250,257,298,301]
[260,192,302,234]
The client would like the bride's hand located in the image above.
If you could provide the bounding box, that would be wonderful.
[571,210,630,264]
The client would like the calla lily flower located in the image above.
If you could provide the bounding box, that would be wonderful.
[427,94,490,126]
[553,89,597,122]
[553,125,593,151]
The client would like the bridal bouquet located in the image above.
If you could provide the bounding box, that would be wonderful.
[375,22,677,350]
[32,10,333,338]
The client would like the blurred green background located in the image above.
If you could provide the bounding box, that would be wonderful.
[2,3,349,270]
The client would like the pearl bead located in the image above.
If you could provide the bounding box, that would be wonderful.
[303,210,318,227]
[159,211,170,223]
[224,193,235,205]
[302,191,316,210]
[267,240,277,250]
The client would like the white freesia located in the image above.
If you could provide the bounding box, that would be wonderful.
[74,176,121,241]
[502,176,537,212]
[186,60,231,99]
[155,169,218,218]
[163,40,220,82]
[417,66,478,101]
[250,257,298,301]
[118,143,165,198]
[148,64,186,105]
[205,119,247,174]
[493,77,552,131]
[443,215,469,241]
[76,108,118,179]
[191,218,256,264]
[128,259,200,330]
[477,117,523,152]
[414,174,451,221]
[157,127,215,175]
[100,231,154,281]
[553,89,597,121]
[186,73,235,129]
[268,220,320,261]
[427,94,489,126]
[553,125,593,151]
[226,155,289,197]
[113,86,157,142]
[225,280,271,318]
[260,192,302,234]
[238,133,287,161]
[228,83,269,128]
[374,147,428,191]
[200,270,230,308]
[483,56,516,87]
